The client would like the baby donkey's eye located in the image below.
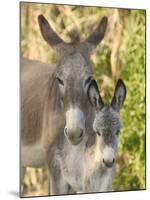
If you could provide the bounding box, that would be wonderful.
[96,129,101,136]
[116,130,120,135]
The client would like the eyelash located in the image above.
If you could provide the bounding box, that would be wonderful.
[96,130,101,136]
[56,77,64,86]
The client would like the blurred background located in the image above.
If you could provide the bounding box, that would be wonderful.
[21,2,146,197]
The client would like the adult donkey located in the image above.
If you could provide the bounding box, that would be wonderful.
[47,79,126,194]
[21,14,108,194]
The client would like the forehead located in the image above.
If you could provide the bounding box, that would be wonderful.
[57,52,92,78]
[94,106,122,132]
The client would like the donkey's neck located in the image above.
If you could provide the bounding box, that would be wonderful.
[86,134,102,166]
[42,73,65,148]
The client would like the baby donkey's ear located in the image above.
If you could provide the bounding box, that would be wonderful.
[111,79,126,112]
[87,80,104,110]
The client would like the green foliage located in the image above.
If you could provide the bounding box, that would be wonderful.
[112,10,146,190]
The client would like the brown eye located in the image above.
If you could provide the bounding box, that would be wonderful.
[96,130,101,136]
[116,130,120,135]
[56,77,64,86]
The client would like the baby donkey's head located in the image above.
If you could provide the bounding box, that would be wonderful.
[88,79,126,168]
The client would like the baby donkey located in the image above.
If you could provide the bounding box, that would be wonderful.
[48,79,126,194]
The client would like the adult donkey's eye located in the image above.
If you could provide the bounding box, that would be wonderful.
[56,77,64,86]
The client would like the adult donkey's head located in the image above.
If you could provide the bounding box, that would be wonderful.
[38,15,108,145]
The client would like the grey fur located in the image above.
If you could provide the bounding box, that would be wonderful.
[47,79,126,195]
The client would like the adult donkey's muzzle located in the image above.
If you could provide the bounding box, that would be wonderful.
[64,126,84,145]
[65,107,85,145]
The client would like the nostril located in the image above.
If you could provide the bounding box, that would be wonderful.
[103,158,115,168]
[79,129,83,138]
[70,135,74,140]
[103,158,105,164]
[64,127,67,135]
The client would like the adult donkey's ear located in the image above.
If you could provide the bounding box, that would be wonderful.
[38,15,65,47]
[111,79,126,112]
[84,16,108,52]
[88,80,104,110]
